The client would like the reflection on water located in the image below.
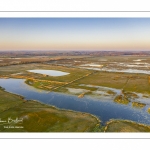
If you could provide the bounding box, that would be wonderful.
[80,84,150,105]
[27,69,69,76]
[80,67,150,75]
[0,78,150,125]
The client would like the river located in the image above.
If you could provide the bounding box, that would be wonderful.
[0,78,150,125]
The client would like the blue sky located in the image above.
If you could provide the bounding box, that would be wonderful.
[0,18,150,51]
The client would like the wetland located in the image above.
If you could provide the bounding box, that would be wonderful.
[1,53,150,132]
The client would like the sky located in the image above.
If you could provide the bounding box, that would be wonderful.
[0,18,150,51]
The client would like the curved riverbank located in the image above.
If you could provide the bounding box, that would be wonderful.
[1,88,150,132]
[1,78,150,132]
[0,89,100,132]
[104,119,150,132]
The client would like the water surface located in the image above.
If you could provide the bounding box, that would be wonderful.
[0,78,150,125]
[28,69,69,76]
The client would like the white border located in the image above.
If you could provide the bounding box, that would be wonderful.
[0,0,150,11]
[0,133,150,139]
[1,12,150,18]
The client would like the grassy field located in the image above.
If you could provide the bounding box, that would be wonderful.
[124,74,150,94]
[0,89,100,132]
[0,89,25,113]
[73,71,129,89]
[114,95,130,105]
[70,71,150,94]
[25,79,66,91]
[132,102,146,109]
[104,120,150,132]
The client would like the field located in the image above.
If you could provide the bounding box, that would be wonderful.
[105,120,150,132]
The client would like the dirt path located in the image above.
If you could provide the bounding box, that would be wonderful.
[52,71,97,91]
[122,77,130,90]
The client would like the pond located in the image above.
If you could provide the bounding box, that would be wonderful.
[80,67,150,75]
[0,78,150,125]
[27,69,69,76]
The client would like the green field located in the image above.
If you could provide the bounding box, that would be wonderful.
[105,120,150,132]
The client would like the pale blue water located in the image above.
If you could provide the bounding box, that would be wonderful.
[27,70,69,76]
[0,78,150,125]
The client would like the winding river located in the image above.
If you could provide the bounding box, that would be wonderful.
[0,78,150,125]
